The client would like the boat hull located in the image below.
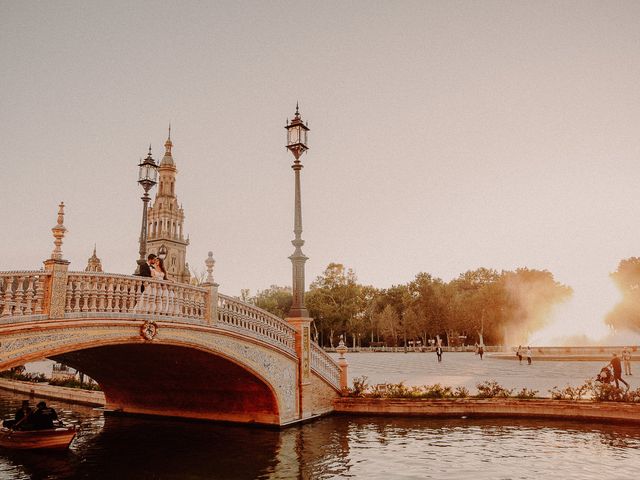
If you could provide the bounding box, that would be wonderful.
[0,426,78,450]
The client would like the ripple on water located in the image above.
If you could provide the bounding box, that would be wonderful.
[2,391,640,479]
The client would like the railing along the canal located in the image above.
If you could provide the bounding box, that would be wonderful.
[0,271,51,320]
[311,342,341,390]
[216,294,297,355]
[63,272,207,320]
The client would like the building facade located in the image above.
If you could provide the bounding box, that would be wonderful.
[146,130,191,283]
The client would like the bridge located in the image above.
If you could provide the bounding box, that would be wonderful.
[0,211,346,427]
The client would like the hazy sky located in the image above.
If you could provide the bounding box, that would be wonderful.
[2,1,640,340]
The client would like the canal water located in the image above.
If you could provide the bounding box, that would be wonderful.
[1,388,640,479]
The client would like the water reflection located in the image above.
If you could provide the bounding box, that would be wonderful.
[2,390,640,479]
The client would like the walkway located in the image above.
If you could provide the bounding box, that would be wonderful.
[330,352,638,396]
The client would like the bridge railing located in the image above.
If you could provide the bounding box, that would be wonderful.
[217,293,297,355]
[64,272,208,320]
[311,341,341,390]
[0,271,51,319]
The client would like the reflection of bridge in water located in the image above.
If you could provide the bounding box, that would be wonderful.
[0,207,345,426]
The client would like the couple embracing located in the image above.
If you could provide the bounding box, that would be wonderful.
[140,253,167,280]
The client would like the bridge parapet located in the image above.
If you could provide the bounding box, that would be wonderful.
[311,341,341,390]
[217,293,297,355]
[0,271,50,320]
[64,272,207,320]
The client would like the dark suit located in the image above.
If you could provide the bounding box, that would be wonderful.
[139,262,152,277]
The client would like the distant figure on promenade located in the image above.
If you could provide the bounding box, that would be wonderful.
[478,345,484,360]
[516,346,523,364]
[436,346,443,362]
[609,353,630,390]
[622,347,632,376]
[526,346,532,365]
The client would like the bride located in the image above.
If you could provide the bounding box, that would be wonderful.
[135,257,170,313]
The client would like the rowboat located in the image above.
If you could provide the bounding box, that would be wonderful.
[0,425,78,450]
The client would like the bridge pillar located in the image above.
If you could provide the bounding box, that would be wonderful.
[286,316,313,419]
[42,259,70,318]
[42,202,70,319]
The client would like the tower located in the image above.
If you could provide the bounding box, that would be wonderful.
[146,127,191,283]
[85,245,103,272]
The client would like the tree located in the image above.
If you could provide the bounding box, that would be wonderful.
[306,263,364,347]
[606,257,640,332]
[250,285,292,319]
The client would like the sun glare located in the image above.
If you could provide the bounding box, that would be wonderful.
[528,275,623,346]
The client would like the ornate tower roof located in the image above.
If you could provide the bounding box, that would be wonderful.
[146,127,190,283]
[85,245,103,272]
[160,124,175,166]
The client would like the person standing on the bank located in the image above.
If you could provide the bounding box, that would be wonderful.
[609,353,630,390]
[526,346,532,365]
[622,347,632,376]
[436,345,443,363]
[478,345,484,360]
[516,345,523,364]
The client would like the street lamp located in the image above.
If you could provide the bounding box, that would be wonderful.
[285,103,310,318]
[135,146,158,274]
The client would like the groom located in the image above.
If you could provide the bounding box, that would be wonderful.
[138,253,157,277]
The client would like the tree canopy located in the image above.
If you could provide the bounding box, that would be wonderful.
[245,262,574,347]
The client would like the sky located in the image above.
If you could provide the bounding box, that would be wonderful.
[2,1,640,342]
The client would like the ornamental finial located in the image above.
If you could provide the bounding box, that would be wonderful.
[295,102,300,118]
[205,251,216,283]
[51,202,67,260]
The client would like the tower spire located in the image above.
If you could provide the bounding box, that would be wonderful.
[164,125,173,156]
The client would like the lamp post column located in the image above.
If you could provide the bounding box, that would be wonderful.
[284,104,313,420]
[135,147,158,275]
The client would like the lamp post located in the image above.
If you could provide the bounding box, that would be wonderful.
[285,103,310,318]
[135,146,158,274]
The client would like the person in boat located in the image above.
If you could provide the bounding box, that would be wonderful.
[2,400,32,429]
[27,401,60,430]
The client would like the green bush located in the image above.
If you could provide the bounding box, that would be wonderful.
[475,380,513,398]
[48,378,102,391]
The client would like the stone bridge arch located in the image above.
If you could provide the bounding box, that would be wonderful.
[1,319,298,424]
[0,269,345,426]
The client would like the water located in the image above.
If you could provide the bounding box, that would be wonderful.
[1,389,640,479]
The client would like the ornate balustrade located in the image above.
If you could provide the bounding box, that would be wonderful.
[311,342,341,390]
[64,272,207,320]
[0,271,50,320]
[217,294,297,355]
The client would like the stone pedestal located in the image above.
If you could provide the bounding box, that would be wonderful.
[286,316,313,418]
[42,259,70,319]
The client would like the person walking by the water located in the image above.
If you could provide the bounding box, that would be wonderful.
[622,347,632,376]
[609,353,630,390]
[516,346,523,364]
[435,345,443,363]
[478,345,484,360]
[526,346,532,365]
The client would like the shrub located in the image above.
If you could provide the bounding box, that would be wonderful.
[48,378,102,391]
[549,382,590,400]
[349,376,370,397]
[0,368,47,383]
[475,380,513,398]
[515,388,539,399]
[454,386,470,398]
